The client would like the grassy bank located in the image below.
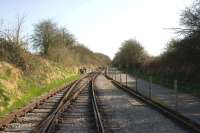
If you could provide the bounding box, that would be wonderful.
[0,74,79,116]
[0,58,80,117]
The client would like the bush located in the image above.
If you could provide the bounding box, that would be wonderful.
[0,38,26,70]
[113,39,147,69]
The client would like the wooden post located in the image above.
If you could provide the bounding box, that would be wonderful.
[113,69,114,79]
[120,73,122,83]
[149,76,152,98]
[111,70,113,79]
[174,80,178,111]
[135,77,138,92]
[115,70,117,80]
[126,73,127,86]
[112,70,114,79]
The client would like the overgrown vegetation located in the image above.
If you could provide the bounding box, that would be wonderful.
[31,19,110,67]
[0,39,26,70]
[0,16,110,116]
[0,59,80,115]
[0,73,79,116]
[112,0,200,96]
[112,39,147,69]
[0,17,110,69]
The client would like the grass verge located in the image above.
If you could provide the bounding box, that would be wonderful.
[0,74,79,117]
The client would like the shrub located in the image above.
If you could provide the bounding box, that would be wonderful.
[0,38,26,70]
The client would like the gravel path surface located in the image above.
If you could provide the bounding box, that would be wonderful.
[108,69,200,124]
[95,74,191,133]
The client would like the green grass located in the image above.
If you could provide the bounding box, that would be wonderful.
[0,74,79,116]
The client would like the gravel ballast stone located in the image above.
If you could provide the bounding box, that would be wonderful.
[95,74,191,133]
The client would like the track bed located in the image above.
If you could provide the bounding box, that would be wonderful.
[95,74,193,133]
[55,88,96,133]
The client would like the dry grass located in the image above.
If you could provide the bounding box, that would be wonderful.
[0,56,79,116]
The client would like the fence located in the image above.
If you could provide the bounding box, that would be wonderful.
[106,67,200,113]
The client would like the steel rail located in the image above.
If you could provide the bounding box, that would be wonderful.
[32,73,95,133]
[105,74,200,133]
[0,80,77,130]
[90,75,105,133]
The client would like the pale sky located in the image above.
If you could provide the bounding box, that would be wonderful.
[0,0,192,58]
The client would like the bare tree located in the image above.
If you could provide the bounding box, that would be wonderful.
[180,0,200,36]
[0,15,25,44]
[15,15,25,46]
[32,20,58,56]
[0,20,12,41]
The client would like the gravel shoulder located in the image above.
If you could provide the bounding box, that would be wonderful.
[112,71,200,125]
[95,74,191,133]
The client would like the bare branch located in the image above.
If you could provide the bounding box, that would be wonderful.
[15,15,25,45]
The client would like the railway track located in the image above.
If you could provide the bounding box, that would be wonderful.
[0,72,105,133]
[2,70,198,133]
[2,89,67,132]
[105,74,200,133]
[0,82,76,132]
[51,80,104,133]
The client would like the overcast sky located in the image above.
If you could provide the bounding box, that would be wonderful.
[0,0,192,58]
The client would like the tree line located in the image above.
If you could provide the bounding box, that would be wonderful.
[112,0,200,84]
[0,18,110,70]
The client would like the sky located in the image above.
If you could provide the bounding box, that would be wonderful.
[0,0,192,59]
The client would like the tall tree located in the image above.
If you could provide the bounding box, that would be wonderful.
[0,15,25,44]
[14,15,25,46]
[113,39,147,69]
[53,27,75,48]
[180,0,200,36]
[32,20,57,56]
[61,28,75,47]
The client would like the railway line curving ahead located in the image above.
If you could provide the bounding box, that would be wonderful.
[0,71,199,133]
[0,72,105,133]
